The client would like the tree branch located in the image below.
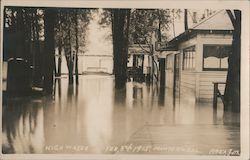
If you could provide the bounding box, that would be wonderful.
[226,10,236,29]
[137,42,151,54]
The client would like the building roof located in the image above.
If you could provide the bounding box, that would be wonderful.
[167,10,234,47]
[191,10,233,30]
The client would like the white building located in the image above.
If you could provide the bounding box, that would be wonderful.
[162,10,233,102]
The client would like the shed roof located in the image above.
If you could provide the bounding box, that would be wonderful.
[191,10,233,30]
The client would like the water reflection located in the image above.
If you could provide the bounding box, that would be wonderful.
[133,85,143,100]
[114,88,126,106]
[158,86,165,107]
[2,98,44,153]
[67,84,74,103]
[2,75,240,154]
[58,79,62,100]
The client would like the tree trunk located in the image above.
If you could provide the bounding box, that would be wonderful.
[112,9,125,89]
[172,11,176,37]
[31,12,37,85]
[57,40,62,77]
[57,11,63,77]
[224,10,241,112]
[7,8,32,94]
[158,22,162,42]
[43,8,56,94]
[112,9,130,89]
[68,31,74,85]
[75,10,79,85]
[64,12,74,85]
[34,12,43,87]
[16,8,25,58]
[157,9,162,42]
[123,10,130,81]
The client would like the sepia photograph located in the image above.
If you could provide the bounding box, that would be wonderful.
[0,0,249,160]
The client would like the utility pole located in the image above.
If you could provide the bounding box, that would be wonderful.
[184,9,188,30]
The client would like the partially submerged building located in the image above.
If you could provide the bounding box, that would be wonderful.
[162,10,233,102]
[127,44,153,82]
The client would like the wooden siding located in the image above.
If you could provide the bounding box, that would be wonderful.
[180,71,196,96]
[165,33,232,102]
[165,53,175,89]
[198,71,227,101]
[165,69,174,89]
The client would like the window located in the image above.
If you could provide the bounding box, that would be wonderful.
[203,45,231,71]
[182,46,196,70]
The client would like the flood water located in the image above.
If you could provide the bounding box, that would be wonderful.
[2,75,240,155]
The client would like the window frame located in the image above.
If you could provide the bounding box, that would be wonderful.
[202,44,231,71]
[182,45,196,71]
